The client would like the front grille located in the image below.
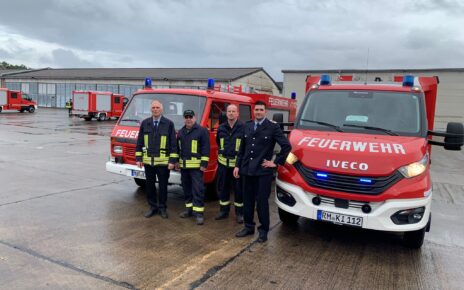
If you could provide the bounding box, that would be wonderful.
[294,162,403,195]
[124,145,136,163]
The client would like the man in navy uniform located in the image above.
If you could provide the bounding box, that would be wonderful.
[177,110,210,225]
[215,104,244,223]
[234,101,291,242]
[136,100,178,219]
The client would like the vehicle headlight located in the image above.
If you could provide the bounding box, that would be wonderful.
[398,154,429,178]
[113,146,123,154]
[286,152,299,165]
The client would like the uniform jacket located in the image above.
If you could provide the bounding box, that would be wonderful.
[216,120,244,167]
[177,123,210,169]
[135,115,178,166]
[236,118,291,176]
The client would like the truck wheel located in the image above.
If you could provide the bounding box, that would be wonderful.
[134,178,146,188]
[403,227,426,249]
[84,116,92,121]
[19,109,25,113]
[98,113,106,121]
[28,106,35,113]
[278,207,299,224]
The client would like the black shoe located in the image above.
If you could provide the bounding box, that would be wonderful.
[236,214,244,224]
[144,208,158,218]
[257,233,268,243]
[235,228,254,238]
[159,208,168,219]
[196,214,204,225]
[215,211,229,220]
[179,209,193,218]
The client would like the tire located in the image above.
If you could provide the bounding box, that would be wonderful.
[98,113,106,121]
[28,106,35,113]
[134,178,146,188]
[84,116,92,121]
[19,109,25,113]
[278,207,299,224]
[403,227,426,249]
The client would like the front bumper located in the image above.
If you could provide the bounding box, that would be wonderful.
[275,178,431,232]
[105,161,182,185]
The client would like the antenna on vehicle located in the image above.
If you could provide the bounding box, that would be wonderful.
[365,48,370,85]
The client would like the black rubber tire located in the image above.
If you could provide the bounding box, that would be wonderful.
[403,227,426,249]
[278,207,299,224]
[19,109,25,113]
[28,106,35,113]
[98,113,106,121]
[84,116,92,121]
[134,178,146,188]
[444,122,464,151]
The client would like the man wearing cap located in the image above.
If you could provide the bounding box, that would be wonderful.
[177,109,210,225]
[233,101,291,243]
[215,104,244,223]
[136,100,178,219]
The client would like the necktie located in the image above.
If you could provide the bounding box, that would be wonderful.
[154,120,159,133]
[254,122,259,131]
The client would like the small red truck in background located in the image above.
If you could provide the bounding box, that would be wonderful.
[276,74,464,248]
[0,88,37,113]
[71,91,127,121]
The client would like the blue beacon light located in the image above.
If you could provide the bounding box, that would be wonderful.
[144,77,152,88]
[359,178,372,184]
[291,92,296,99]
[207,78,215,90]
[402,75,414,87]
[320,74,331,85]
[316,172,328,178]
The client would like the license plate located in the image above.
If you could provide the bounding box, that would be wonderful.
[131,170,145,178]
[317,210,363,227]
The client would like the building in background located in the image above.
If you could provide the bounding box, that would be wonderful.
[282,68,464,128]
[2,67,281,108]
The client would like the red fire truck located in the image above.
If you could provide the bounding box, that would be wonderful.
[105,78,297,197]
[276,74,464,248]
[71,91,127,121]
[0,88,37,113]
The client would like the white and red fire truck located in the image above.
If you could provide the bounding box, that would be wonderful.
[0,88,37,113]
[105,78,297,198]
[71,91,127,121]
[276,74,463,248]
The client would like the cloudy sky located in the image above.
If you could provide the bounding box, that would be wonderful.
[1,0,463,80]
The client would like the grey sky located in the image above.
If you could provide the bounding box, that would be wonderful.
[0,0,463,80]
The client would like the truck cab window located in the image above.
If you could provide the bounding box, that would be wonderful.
[11,93,17,99]
[209,102,228,131]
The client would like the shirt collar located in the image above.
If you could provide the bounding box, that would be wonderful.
[152,116,161,123]
[255,118,265,126]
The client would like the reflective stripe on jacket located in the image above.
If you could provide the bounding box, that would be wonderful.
[178,123,210,169]
[216,120,244,168]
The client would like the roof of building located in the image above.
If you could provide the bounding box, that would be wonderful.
[0,69,30,76]
[4,67,268,81]
[282,68,464,73]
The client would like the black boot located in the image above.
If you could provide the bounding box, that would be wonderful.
[179,208,193,218]
[215,204,230,220]
[235,207,244,224]
[195,213,204,225]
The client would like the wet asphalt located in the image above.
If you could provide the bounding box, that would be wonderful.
[0,108,463,290]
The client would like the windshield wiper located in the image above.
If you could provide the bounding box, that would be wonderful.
[300,119,343,132]
[342,124,398,136]
[120,118,140,123]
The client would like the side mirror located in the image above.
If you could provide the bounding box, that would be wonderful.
[444,122,464,151]
[219,112,227,125]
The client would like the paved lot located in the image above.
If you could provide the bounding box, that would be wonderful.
[0,108,463,290]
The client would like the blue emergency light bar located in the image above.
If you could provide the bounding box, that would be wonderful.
[207,78,215,90]
[291,92,296,99]
[320,74,331,85]
[402,75,414,87]
[145,77,152,88]
[359,178,373,184]
[316,172,328,178]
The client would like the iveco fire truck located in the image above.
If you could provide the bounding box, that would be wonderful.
[0,88,37,113]
[276,75,463,248]
[105,78,297,197]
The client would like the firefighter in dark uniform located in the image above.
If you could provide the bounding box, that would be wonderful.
[135,100,178,219]
[215,104,244,223]
[177,110,210,225]
[65,99,72,116]
[234,101,291,243]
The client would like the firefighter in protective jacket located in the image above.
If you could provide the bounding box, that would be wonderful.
[135,100,178,219]
[177,109,210,225]
[215,104,244,223]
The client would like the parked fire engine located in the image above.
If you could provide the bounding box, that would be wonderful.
[105,78,297,198]
[0,88,37,113]
[276,74,464,248]
[71,91,127,121]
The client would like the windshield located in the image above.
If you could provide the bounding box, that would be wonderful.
[297,90,425,136]
[119,93,207,130]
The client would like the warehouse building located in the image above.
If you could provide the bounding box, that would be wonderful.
[282,68,464,126]
[1,67,281,108]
